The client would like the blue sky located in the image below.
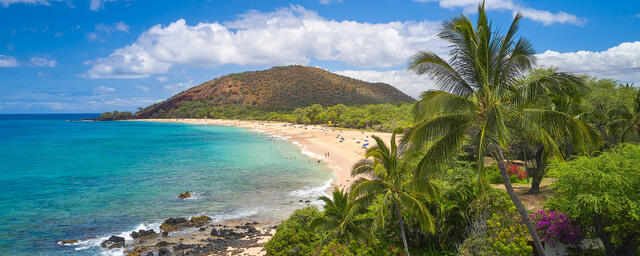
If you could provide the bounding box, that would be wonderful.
[1,0,639,113]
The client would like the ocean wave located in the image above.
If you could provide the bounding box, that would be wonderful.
[73,222,161,254]
[289,178,333,199]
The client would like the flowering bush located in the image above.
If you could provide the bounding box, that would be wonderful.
[531,210,584,247]
[507,163,527,180]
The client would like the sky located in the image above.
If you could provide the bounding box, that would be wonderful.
[0,0,639,114]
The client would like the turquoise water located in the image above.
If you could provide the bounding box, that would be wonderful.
[0,114,332,256]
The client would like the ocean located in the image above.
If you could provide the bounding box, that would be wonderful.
[0,114,332,256]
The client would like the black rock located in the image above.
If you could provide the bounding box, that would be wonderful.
[156,241,170,247]
[210,228,218,236]
[174,243,195,251]
[100,235,125,249]
[131,229,157,239]
[199,227,206,232]
[158,248,170,256]
[145,252,154,256]
[161,231,168,237]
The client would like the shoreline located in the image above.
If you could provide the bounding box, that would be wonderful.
[106,118,392,255]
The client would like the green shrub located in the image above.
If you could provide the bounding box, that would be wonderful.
[547,144,640,254]
[264,207,324,256]
[458,190,533,256]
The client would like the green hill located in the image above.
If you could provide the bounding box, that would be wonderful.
[136,65,414,118]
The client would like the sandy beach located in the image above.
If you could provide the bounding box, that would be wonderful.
[137,118,392,190]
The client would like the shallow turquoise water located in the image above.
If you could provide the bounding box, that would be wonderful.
[0,114,332,256]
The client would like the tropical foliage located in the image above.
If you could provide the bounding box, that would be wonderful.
[546,144,640,255]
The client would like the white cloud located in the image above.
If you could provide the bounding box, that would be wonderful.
[163,81,195,93]
[54,32,63,37]
[0,55,19,67]
[335,69,435,98]
[1,0,124,10]
[88,21,130,41]
[319,0,343,4]
[114,21,130,33]
[83,5,446,79]
[93,85,116,94]
[415,0,585,26]
[36,71,46,77]
[156,76,168,82]
[30,57,57,67]
[89,0,123,11]
[635,13,640,18]
[0,0,50,7]
[136,84,150,92]
[536,41,640,82]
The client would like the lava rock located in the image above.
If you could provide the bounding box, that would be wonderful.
[131,229,158,239]
[100,236,125,249]
[158,248,170,256]
[160,217,188,232]
[156,241,170,247]
[177,191,191,199]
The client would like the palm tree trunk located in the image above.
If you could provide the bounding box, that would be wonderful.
[495,147,545,256]
[395,205,411,256]
[526,145,545,195]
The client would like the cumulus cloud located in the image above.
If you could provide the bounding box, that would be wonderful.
[536,41,640,81]
[335,69,436,98]
[415,0,585,26]
[93,85,116,94]
[30,57,57,67]
[82,5,446,79]
[0,55,19,67]
[156,76,168,82]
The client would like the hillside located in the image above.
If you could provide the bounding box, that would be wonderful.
[136,65,414,118]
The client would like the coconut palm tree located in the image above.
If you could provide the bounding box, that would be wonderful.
[403,2,600,255]
[350,131,436,256]
[608,87,640,143]
[309,188,373,245]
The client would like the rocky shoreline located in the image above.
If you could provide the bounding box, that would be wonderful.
[92,216,276,256]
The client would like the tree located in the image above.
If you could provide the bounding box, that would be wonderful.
[607,87,640,143]
[403,2,600,254]
[513,68,600,194]
[309,188,372,246]
[350,131,435,256]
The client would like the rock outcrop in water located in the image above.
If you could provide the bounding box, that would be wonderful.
[100,235,125,249]
[177,191,191,200]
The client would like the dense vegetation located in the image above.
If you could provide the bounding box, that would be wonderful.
[96,110,132,121]
[135,65,414,118]
[138,102,414,132]
[266,2,639,256]
[547,144,640,255]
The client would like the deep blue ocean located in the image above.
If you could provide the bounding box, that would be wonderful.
[0,114,332,256]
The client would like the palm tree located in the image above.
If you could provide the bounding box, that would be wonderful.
[309,188,373,245]
[403,2,600,255]
[608,87,640,143]
[350,131,436,256]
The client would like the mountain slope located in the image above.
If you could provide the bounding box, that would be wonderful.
[137,65,415,118]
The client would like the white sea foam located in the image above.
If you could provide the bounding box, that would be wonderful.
[289,178,333,198]
[74,221,161,253]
